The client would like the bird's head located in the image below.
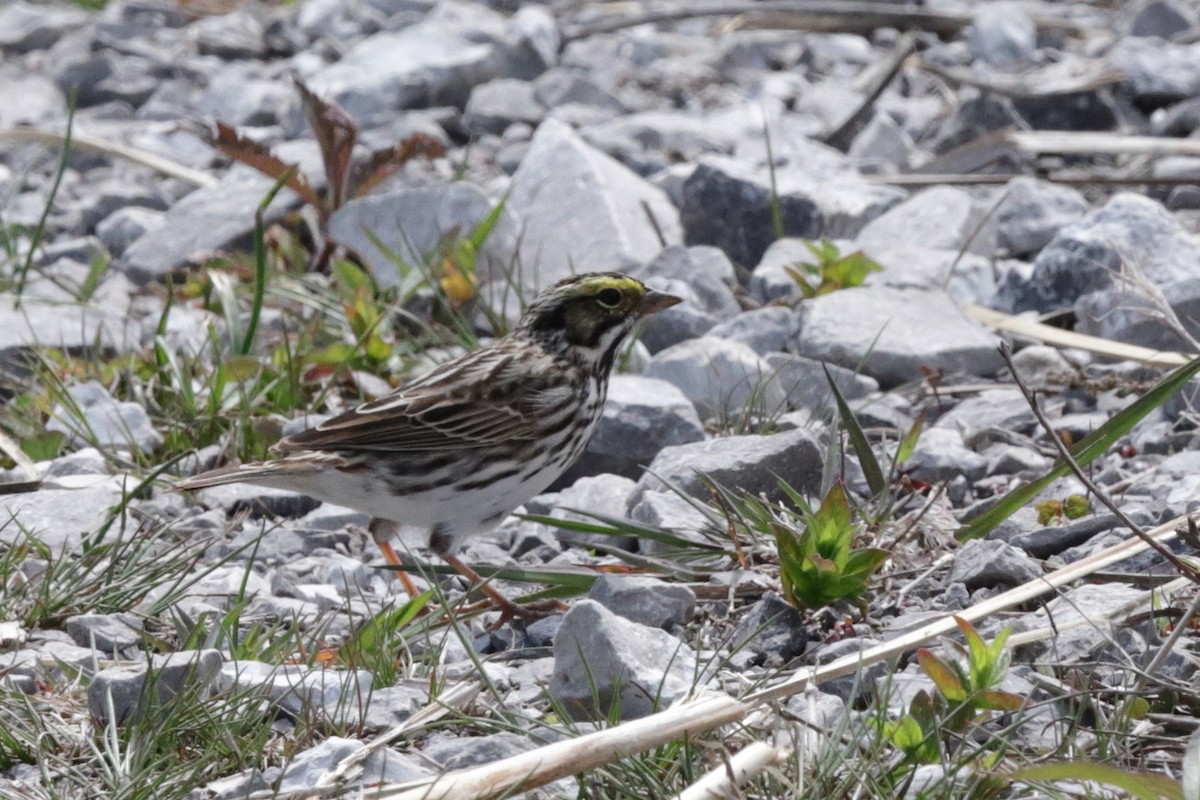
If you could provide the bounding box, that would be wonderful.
[515,272,681,368]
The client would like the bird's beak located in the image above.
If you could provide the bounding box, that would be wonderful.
[638,290,683,315]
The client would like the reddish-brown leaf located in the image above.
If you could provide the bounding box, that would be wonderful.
[293,77,357,210]
[203,121,323,209]
[352,133,447,198]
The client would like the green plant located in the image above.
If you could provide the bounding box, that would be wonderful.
[786,240,882,299]
[1034,494,1090,525]
[916,616,1024,732]
[773,481,890,610]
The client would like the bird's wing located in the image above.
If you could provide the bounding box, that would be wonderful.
[276,349,578,454]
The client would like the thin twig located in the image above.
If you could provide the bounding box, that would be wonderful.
[561,1,1086,44]
[822,32,916,152]
[999,342,1200,584]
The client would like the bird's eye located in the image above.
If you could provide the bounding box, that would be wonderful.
[596,288,622,308]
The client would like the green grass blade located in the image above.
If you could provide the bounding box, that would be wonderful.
[521,510,728,553]
[824,364,886,494]
[240,167,295,355]
[959,354,1200,540]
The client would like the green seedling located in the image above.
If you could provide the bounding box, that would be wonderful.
[774,481,890,611]
[786,240,882,299]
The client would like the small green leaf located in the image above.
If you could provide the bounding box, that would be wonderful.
[894,415,924,467]
[21,430,66,461]
[1063,494,1090,519]
[825,365,886,495]
[978,690,1025,713]
[918,648,967,702]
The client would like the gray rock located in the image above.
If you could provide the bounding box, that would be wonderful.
[218,660,373,719]
[930,88,1027,155]
[1107,37,1200,103]
[995,177,1091,258]
[1004,193,1200,348]
[765,353,878,413]
[550,600,699,719]
[646,337,786,420]
[630,490,719,555]
[534,68,625,112]
[48,381,163,455]
[0,66,65,128]
[967,4,1037,66]
[933,389,1039,448]
[982,443,1051,476]
[0,639,100,683]
[848,112,912,172]
[868,245,996,307]
[1015,584,1148,663]
[277,738,364,792]
[587,574,696,629]
[96,206,165,257]
[728,592,808,668]
[1005,510,1154,558]
[191,11,267,60]
[581,110,736,175]
[359,684,429,732]
[707,307,795,356]
[463,78,544,135]
[1009,344,1076,385]
[43,447,109,478]
[508,119,682,287]
[196,68,293,127]
[681,155,902,267]
[0,295,142,364]
[88,649,223,723]
[121,170,301,284]
[856,186,997,259]
[1126,0,1199,38]
[0,1,88,52]
[307,2,544,125]
[634,429,823,504]
[792,286,1004,388]
[948,539,1042,590]
[903,428,987,483]
[543,474,638,550]
[0,479,126,552]
[560,374,705,484]
[65,612,144,654]
[328,182,519,292]
[422,731,536,770]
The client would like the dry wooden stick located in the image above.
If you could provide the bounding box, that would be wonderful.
[373,693,749,800]
[671,741,785,800]
[0,127,217,188]
[967,305,1192,368]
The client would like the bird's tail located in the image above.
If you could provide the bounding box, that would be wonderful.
[173,458,330,492]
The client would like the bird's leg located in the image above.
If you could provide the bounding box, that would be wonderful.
[441,552,565,624]
[368,518,422,599]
